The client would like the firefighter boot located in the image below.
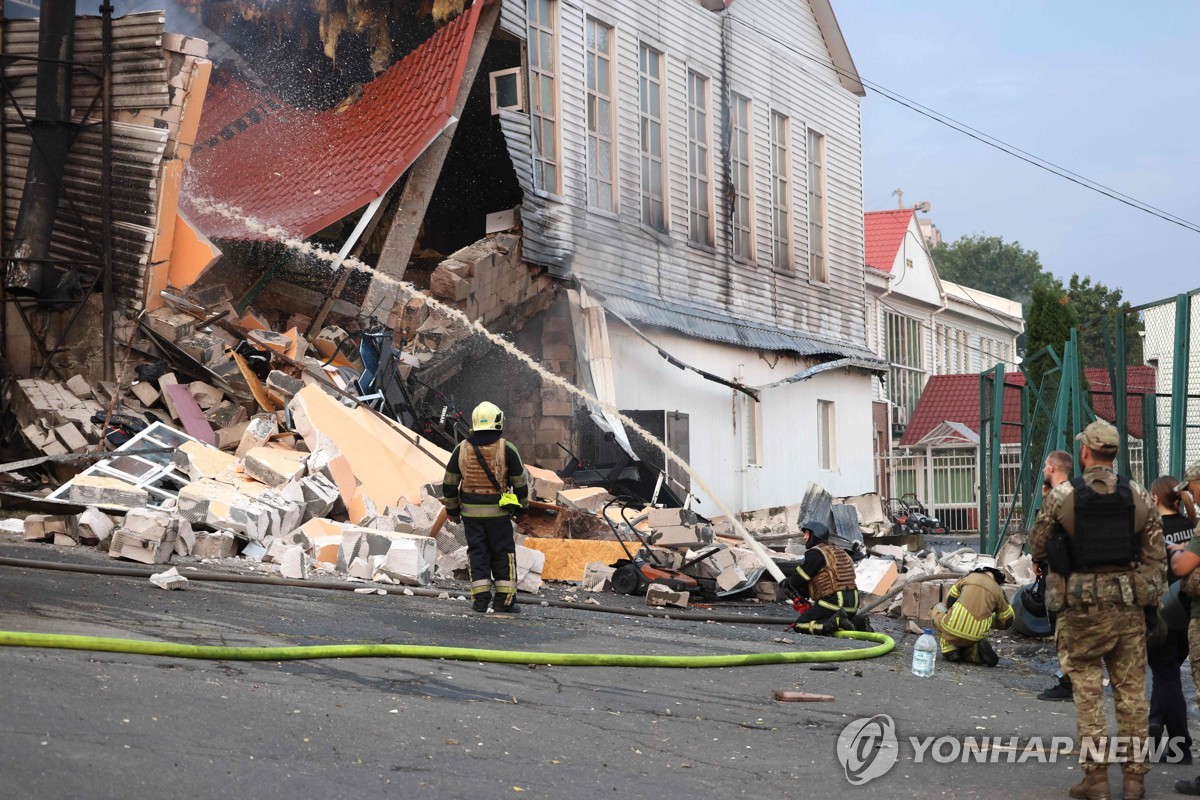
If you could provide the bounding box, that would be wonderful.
[472,593,492,613]
[1122,774,1144,800]
[1069,767,1111,800]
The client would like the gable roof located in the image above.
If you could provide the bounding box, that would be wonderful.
[864,208,915,272]
[897,367,1157,449]
[183,3,482,241]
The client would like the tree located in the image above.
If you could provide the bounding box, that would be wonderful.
[931,235,1045,311]
[1065,274,1144,369]
[1024,278,1079,465]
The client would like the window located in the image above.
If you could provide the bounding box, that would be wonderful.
[741,393,763,467]
[818,400,836,470]
[730,93,753,259]
[489,68,524,113]
[687,70,712,246]
[585,18,616,212]
[885,311,926,418]
[770,111,791,269]
[807,128,827,282]
[638,43,666,231]
[527,0,559,193]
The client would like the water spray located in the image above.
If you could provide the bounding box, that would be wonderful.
[189,197,789,582]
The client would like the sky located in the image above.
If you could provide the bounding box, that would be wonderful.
[834,1,1200,306]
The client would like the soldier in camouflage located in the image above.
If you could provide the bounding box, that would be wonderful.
[1030,420,1166,800]
[1164,461,1200,796]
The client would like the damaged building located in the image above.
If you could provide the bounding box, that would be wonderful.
[1,0,886,518]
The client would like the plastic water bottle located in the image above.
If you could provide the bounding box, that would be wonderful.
[912,628,937,677]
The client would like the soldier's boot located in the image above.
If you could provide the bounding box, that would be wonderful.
[1122,773,1144,800]
[1068,767,1111,800]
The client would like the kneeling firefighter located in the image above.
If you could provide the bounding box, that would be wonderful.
[442,402,530,613]
[783,522,859,634]
[931,566,1013,667]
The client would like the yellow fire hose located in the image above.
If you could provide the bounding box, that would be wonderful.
[0,628,892,667]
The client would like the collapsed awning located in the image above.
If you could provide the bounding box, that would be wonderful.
[182,3,483,241]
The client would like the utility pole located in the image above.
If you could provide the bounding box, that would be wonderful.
[892,188,904,209]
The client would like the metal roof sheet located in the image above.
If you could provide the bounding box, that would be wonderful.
[600,292,884,362]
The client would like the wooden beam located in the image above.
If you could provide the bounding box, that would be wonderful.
[375,1,501,280]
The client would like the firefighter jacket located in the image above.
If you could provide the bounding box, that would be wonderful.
[791,543,858,606]
[1030,464,1165,613]
[938,572,1015,643]
[442,432,529,518]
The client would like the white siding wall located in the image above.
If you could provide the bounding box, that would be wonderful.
[608,324,875,513]
[499,0,869,350]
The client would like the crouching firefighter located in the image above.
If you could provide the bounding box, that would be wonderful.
[783,522,859,635]
[442,402,530,614]
[931,567,1013,667]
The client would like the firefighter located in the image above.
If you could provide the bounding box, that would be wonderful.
[930,566,1013,667]
[442,402,529,613]
[1030,420,1166,800]
[784,522,858,634]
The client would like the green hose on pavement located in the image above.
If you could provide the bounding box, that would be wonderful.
[0,629,893,668]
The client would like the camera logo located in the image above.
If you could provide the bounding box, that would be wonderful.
[837,713,899,785]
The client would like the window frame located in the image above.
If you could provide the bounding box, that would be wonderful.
[885,311,927,418]
[489,67,525,114]
[637,42,668,233]
[585,16,618,214]
[730,92,754,262]
[817,399,837,471]
[806,127,828,283]
[686,69,714,248]
[527,0,561,196]
[740,392,763,468]
[769,110,792,271]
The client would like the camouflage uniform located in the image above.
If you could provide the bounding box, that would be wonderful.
[1029,437,1166,779]
[1175,463,1200,730]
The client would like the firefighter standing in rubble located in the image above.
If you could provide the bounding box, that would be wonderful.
[930,566,1013,667]
[784,522,858,634]
[442,402,529,614]
[1029,420,1166,800]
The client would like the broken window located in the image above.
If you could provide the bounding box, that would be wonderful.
[47,422,197,507]
[639,42,667,232]
[687,70,713,247]
[817,399,836,471]
[770,110,792,270]
[807,128,828,282]
[527,0,560,194]
[586,17,617,213]
[730,93,753,260]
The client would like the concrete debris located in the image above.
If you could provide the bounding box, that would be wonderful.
[278,546,309,579]
[515,545,545,594]
[192,531,237,559]
[555,487,612,512]
[243,447,307,487]
[646,583,689,608]
[24,514,77,543]
[67,475,150,508]
[582,562,615,592]
[150,567,190,590]
[854,557,899,596]
[237,415,280,457]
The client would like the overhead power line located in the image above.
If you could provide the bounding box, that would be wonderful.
[730,17,1200,236]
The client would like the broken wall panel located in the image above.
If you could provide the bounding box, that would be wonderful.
[0,12,211,314]
[48,422,198,507]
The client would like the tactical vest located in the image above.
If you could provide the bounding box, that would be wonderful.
[808,543,858,600]
[458,439,508,496]
[1068,474,1138,570]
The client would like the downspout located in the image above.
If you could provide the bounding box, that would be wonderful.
[6,0,75,297]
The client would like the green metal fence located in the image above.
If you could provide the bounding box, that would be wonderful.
[979,288,1198,555]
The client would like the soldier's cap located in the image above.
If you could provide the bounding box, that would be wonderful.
[1176,462,1200,494]
[1074,420,1119,453]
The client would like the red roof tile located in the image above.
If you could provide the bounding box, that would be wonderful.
[897,366,1157,448]
[183,5,482,241]
[864,208,915,273]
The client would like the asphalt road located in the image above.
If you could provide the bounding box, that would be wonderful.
[1,535,1195,799]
